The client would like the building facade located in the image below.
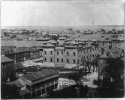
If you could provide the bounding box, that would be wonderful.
[1,55,14,82]
[97,47,124,80]
[42,44,99,68]
[8,68,59,99]
[1,46,43,63]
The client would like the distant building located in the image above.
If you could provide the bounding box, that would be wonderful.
[57,36,67,45]
[98,37,124,55]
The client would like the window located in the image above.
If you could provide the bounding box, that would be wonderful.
[84,56,85,59]
[103,42,104,45]
[73,59,76,64]
[61,59,63,63]
[45,58,46,62]
[44,51,46,55]
[77,60,79,64]
[84,50,85,53]
[87,56,88,59]
[67,59,69,63]
[57,51,59,55]
[67,52,69,56]
[50,58,53,62]
[73,52,75,56]
[50,51,52,55]
[57,58,59,62]
[61,51,63,55]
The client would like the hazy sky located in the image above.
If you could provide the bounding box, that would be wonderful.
[1,1,124,26]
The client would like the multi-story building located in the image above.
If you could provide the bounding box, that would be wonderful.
[97,38,124,55]
[1,46,43,63]
[64,46,83,66]
[43,46,55,64]
[8,68,59,99]
[54,46,65,67]
[42,44,99,68]
[1,55,14,82]
[97,47,124,80]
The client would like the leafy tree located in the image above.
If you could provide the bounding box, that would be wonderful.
[91,59,98,72]
[83,60,93,73]
[1,83,20,99]
[68,69,84,85]
[2,63,17,83]
[103,58,124,83]
[97,58,124,97]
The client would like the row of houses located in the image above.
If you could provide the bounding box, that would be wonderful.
[1,46,43,64]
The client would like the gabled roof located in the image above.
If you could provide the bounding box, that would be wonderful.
[7,79,25,87]
[109,47,124,58]
[99,47,124,59]
[99,53,108,58]
[1,55,13,63]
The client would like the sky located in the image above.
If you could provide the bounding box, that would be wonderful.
[1,1,124,26]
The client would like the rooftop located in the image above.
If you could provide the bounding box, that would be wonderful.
[99,53,108,58]
[109,47,124,58]
[1,55,13,63]
[19,90,29,96]
[22,69,59,82]
[8,79,25,88]
[59,37,67,40]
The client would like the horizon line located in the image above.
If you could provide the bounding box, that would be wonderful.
[1,25,124,28]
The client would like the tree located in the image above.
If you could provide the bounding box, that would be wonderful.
[84,60,92,73]
[103,58,124,83]
[1,82,20,99]
[68,69,85,85]
[2,63,17,83]
[91,59,98,72]
[97,58,124,97]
